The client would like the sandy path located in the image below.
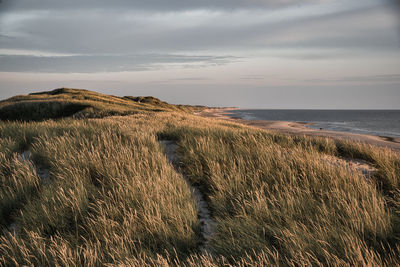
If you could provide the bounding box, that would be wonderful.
[19,151,51,184]
[323,154,378,179]
[4,152,32,235]
[199,108,400,152]
[159,140,215,254]
[4,151,51,235]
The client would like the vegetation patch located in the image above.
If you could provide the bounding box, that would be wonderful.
[0,88,204,121]
[0,90,399,265]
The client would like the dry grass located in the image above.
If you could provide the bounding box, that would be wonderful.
[0,111,399,266]
[0,115,199,265]
[163,114,400,265]
[0,88,203,121]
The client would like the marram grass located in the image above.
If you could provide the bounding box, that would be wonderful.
[0,112,399,266]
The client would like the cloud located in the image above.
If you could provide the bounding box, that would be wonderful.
[0,0,397,57]
[0,33,13,38]
[240,75,266,80]
[338,74,400,83]
[168,77,209,81]
[0,54,236,73]
[305,74,400,84]
[0,0,399,111]
[270,50,352,60]
[0,0,332,12]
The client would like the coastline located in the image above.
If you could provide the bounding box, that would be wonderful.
[199,108,400,151]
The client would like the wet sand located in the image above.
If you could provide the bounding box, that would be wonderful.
[199,108,400,152]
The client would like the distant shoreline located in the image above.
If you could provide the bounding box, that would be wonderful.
[199,108,400,152]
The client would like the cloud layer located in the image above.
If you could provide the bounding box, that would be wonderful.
[0,54,235,73]
[0,0,399,107]
[1,0,398,72]
[0,0,332,12]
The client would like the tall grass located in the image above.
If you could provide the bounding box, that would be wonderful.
[0,88,203,121]
[163,114,400,265]
[0,112,399,265]
[0,115,199,265]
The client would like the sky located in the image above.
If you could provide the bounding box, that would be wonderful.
[0,0,399,108]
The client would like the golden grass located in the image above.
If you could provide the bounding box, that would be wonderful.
[0,112,399,265]
[0,88,203,121]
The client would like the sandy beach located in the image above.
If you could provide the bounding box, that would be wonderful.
[199,108,400,152]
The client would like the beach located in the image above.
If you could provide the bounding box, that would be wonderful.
[199,108,400,151]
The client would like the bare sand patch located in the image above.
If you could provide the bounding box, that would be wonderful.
[322,154,378,179]
[159,140,215,254]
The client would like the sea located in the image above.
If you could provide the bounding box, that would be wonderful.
[227,110,400,138]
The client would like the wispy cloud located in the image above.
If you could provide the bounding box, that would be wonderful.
[240,75,265,80]
[0,0,336,12]
[305,74,400,84]
[167,77,210,81]
[0,54,236,73]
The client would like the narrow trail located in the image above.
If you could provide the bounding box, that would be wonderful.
[159,140,215,254]
[4,151,51,235]
[323,154,378,179]
[19,150,51,184]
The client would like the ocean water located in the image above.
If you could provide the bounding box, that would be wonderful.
[228,109,400,138]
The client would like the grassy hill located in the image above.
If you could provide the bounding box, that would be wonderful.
[0,89,399,266]
[0,88,203,121]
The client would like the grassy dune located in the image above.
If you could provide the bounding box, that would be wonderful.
[0,88,203,121]
[0,116,199,265]
[0,89,399,265]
